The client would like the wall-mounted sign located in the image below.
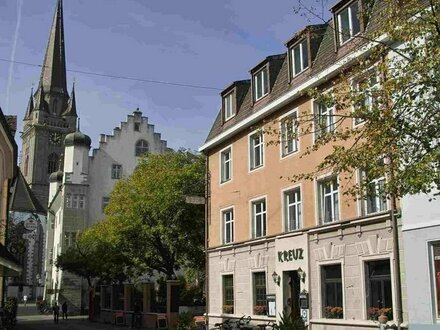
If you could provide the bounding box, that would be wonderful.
[266,294,276,317]
[277,248,304,262]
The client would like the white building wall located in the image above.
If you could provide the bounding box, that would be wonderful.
[402,189,440,328]
[87,110,169,226]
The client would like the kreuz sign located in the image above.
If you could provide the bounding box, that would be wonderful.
[277,248,304,262]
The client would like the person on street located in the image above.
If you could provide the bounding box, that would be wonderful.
[53,302,60,323]
[23,295,27,307]
[62,302,68,320]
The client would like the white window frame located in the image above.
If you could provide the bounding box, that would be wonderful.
[283,185,302,232]
[313,100,335,141]
[337,1,361,45]
[359,170,388,215]
[352,71,380,127]
[290,40,309,77]
[220,146,232,184]
[250,197,267,239]
[221,207,235,245]
[253,67,269,101]
[249,131,264,171]
[224,92,235,121]
[317,176,339,224]
[280,109,299,158]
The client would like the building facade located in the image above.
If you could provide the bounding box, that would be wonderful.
[43,110,171,311]
[402,189,440,329]
[200,0,408,329]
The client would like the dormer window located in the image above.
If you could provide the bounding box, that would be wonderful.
[290,40,309,77]
[337,1,361,45]
[223,92,235,121]
[253,67,269,101]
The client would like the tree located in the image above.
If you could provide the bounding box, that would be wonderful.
[104,151,205,279]
[268,0,440,199]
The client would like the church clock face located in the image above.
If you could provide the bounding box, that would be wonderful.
[49,132,62,146]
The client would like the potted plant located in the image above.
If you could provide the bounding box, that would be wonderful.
[323,306,343,319]
[223,305,234,314]
[254,305,267,315]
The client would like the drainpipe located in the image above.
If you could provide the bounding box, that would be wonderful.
[204,156,210,326]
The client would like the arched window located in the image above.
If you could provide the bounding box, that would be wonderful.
[52,99,58,115]
[135,140,149,157]
[47,153,59,174]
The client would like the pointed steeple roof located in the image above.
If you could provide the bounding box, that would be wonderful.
[24,88,34,119]
[63,83,77,117]
[33,85,48,112]
[39,0,68,95]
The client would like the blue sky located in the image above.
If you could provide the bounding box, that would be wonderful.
[0,0,330,152]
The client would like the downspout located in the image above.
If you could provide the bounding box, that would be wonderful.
[204,155,210,326]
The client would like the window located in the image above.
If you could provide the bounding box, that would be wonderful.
[222,209,234,244]
[254,67,269,101]
[47,153,59,174]
[224,93,234,121]
[253,272,267,315]
[102,197,110,213]
[360,171,387,215]
[353,74,379,126]
[135,139,149,156]
[321,264,343,319]
[65,194,72,208]
[72,195,78,209]
[24,146,29,176]
[281,112,298,156]
[291,40,309,76]
[432,244,440,319]
[284,188,301,231]
[252,199,267,238]
[318,177,339,224]
[64,232,77,248]
[223,275,234,314]
[134,122,140,131]
[112,164,122,179]
[78,195,85,209]
[314,102,335,139]
[249,132,264,170]
[365,260,393,320]
[337,1,361,44]
[220,148,232,183]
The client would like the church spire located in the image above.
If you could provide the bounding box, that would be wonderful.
[39,0,67,95]
[24,88,34,119]
[63,83,77,117]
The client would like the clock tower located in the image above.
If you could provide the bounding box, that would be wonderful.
[21,0,77,208]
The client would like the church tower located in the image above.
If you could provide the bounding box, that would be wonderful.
[21,0,77,208]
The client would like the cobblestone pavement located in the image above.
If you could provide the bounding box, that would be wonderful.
[16,303,127,330]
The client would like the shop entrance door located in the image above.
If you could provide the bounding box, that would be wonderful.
[284,271,300,319]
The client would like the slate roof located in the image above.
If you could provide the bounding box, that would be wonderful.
[9,169,46,214]
[203,0,386,149]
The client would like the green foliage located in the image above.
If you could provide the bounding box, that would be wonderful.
[271,0,440,199]
[276,312,306,330]
[175,312,198,330]
[104,150,206,278]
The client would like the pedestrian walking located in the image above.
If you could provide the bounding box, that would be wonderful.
[53,302,60,323]
[23,295,27,307]
[62,301,68,320]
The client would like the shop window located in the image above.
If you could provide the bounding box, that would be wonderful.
[432,244,440,319]
[223,275,234,314]
[284,188,301,231]
[281,112,298,157]
[220,147,232,183]
[252,198,267,238]
[253,272,267,315]
[249,132,264,170]
[321,264,343,319]
[318,176,339,224]
[222,208,234,244]
[365,259,393,320]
